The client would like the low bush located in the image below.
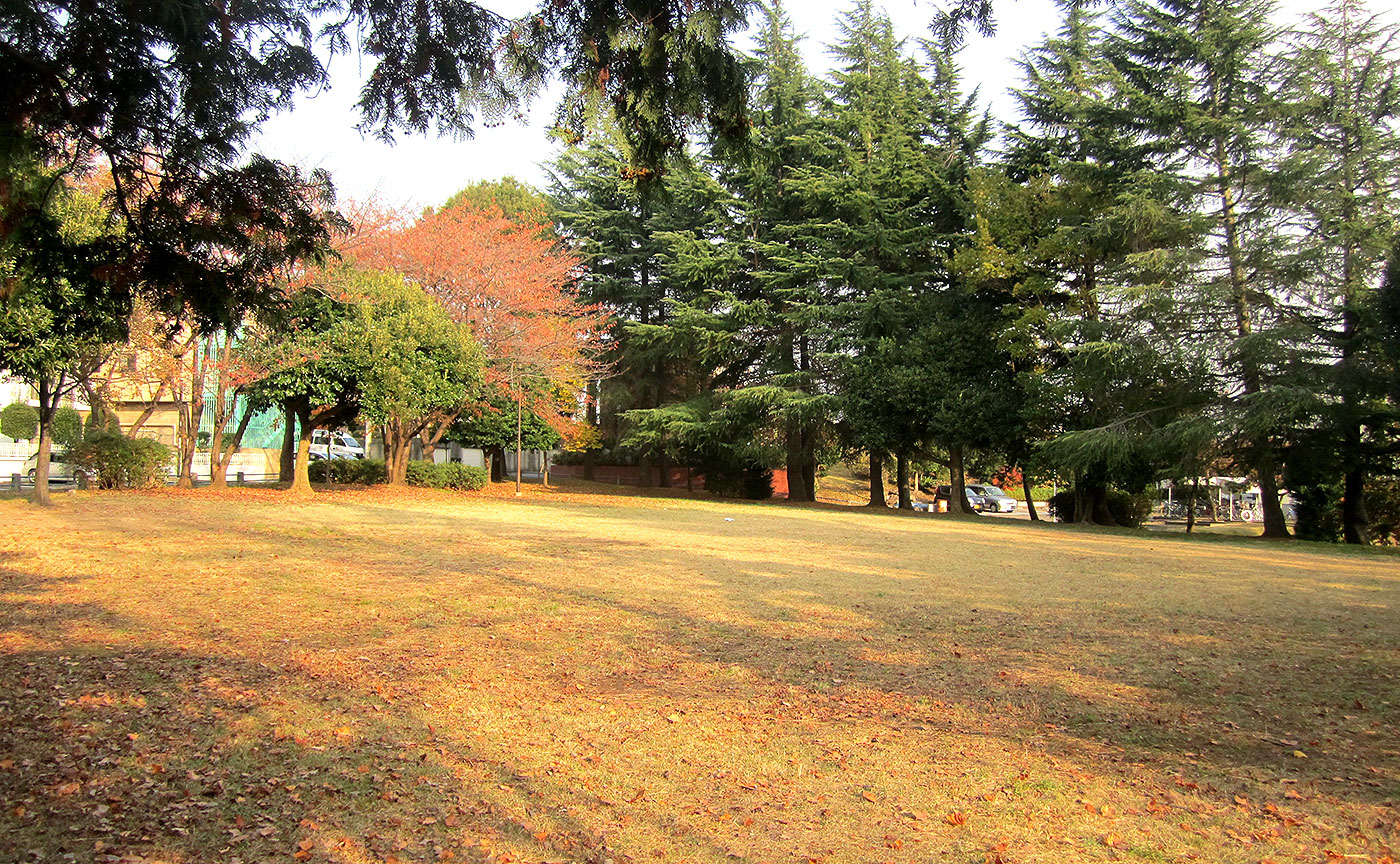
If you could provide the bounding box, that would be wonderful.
[405,461,488,490]
[309,458,388,485]
[72,434,172,489]
[1047,487,1151,527]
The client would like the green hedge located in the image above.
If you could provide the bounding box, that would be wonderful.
[405,461,488,490]
[309,458,486,491]
[72,434,172,489]
[309,458,389,485]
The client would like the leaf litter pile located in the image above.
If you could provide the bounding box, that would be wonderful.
[1,486,1398,863]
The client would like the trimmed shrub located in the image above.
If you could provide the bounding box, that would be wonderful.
[72,434,172,489]
[1,402,38,440]
[52,407,83,449]
[703,463,774,500]
[405,460,488,490]
[309,458,388,485]
[1106,490,1152,528]
[1047,489,1076,522]
[1047,488,1151,527]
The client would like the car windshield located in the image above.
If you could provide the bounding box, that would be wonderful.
[337,434,359,447]
[983,486,1007,496]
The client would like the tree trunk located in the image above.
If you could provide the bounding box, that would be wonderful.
[384,421,409,485]
[638,453,654,488]
[896,453,912,510]
[1022,473,1039,522]
[583,449,596,482]
[1342,451,1368,545]
[289,406,314,495]
[658,448,671,488]
[488,445,505,482]
[949,444,973,514]
[867,452,886,507]
[279,404,296,482]
[542,451,550,488]
[32,391,55,507]
[175,343,206,489]
[785,418,811,503]
[1254,452,1290,538]
[1185,476,1198,534]
[209,406,253,491]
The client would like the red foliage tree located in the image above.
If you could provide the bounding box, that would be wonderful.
[355,202,607,484]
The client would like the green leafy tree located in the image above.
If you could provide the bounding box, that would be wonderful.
[549,136,727,486]
[0,182,128,504]
[1004,0,1204,523]
[1113,0,1295,536]
[1272,0,1400,543]
[449,397,562,483]
[354,275,484,485]
[3,0,754,331]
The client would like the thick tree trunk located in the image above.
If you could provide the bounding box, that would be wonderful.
[487,446,505,483]
[279,405,296,482]
[1254,453,1290,538]
[583,449,596,482]
[658,448,671,488]
[867,452,885,507]
[1342,454,1368,545]
[949,445,973,514]
[289,406,314,495]
[1022,473,1039,522]
[1185,477,1199,534]
[896,453,912,510]
[638,454,655,488]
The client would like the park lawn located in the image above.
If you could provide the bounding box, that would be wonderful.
[1,486,1398,864]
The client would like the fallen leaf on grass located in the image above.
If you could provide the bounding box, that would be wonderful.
[1102,833,1122,848]
[861,791,878,803]
[946,812,968,826]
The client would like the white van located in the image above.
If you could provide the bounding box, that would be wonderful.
[310,429,365,460]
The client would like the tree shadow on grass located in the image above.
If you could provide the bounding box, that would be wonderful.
[7,493,1400,862]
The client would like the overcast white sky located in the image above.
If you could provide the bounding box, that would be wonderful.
[248,0,1337,211]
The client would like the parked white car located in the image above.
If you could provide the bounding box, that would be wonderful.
[310,429,365,460]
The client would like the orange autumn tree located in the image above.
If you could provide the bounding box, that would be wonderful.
[356,201,607,484]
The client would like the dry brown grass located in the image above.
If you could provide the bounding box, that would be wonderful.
[2,484,1398,864]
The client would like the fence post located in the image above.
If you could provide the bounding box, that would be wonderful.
[10,473,19,491]
[236,471,245,487]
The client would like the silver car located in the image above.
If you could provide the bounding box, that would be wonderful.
[967,484,1018,513]
[23,451,89,485]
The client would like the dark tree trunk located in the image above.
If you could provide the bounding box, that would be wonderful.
[867,452,885,507]
[1022,473,1039,522]
[785,419,811,503]
[949,444,973,514]
[1342,427,1369,545]
[1255,453,1290,538]
[279,404,296,482]
[583,449,596,482]
[1185,476,1199,534]
[658,448,671,488]
[488,446,506,483]
[638,453,655,488]
[896,453,912,510]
